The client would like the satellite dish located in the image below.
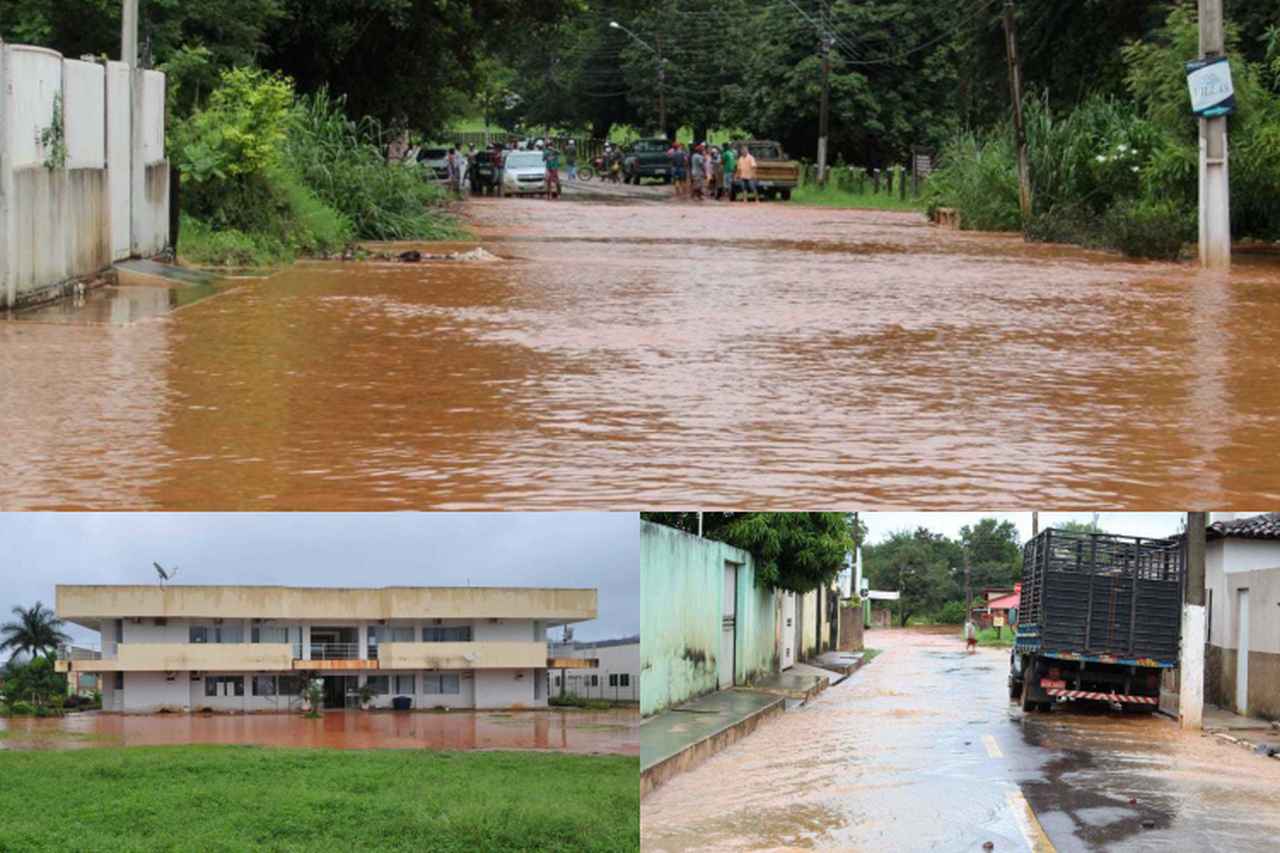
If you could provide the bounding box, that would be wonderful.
[154,562,180,586]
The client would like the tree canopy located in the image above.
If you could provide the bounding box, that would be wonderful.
[0,602,71,662]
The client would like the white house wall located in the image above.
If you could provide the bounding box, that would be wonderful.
[474,619,538,642]
[122,671,189,712]
[474,669,538,708]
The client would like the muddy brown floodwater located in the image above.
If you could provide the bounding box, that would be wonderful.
[4,198,1280,508]
[0,708,639,755]
[640,628,1280,852]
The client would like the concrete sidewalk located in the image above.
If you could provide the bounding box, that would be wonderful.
[1203,704,1280,758]
[640,690,784,798]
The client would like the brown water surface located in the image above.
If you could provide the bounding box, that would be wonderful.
[4,198,1279,508]
[0,708,638,755]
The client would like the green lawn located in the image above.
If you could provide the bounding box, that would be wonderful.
[0,746,638,852]
[977,627,1015,648]
[791,183,923,212]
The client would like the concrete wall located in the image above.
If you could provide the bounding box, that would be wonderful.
[1205,538,1280,718]
[57,584,597,624]
[0,43,167,309]
[640,522,781,716]
[378,641,546,670]
[122,670,189,713]
[473,668,538,709]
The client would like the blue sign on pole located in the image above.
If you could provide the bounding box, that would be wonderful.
[1186,56,1235,117]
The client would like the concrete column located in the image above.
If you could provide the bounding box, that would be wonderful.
[357,622,368,660]
[1181,605,1206,729]
[301,624,311,661]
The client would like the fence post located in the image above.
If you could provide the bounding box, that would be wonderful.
[899,166,907,200]
[0,39,10,309]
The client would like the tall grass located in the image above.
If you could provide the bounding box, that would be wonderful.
[287,90,461,241]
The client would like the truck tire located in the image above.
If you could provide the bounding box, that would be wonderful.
[781,188,792,201]
[1009,678,1023,701]
[1020,675,1038,713]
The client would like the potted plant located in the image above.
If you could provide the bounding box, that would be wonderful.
[357,683,376,710]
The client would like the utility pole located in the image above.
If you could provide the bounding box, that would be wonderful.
[122,0,138,68]
[817,33,832,186]
[963,546,972,630]
[656,35,666,139]
[123,0,141,256]
[1182,512,1207,729]
[1031,511,1039,537]
[1198,0,1231,268]
[1002,0,1031,224]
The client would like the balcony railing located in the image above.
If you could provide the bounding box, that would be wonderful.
[57,643,105,661]
[304,642,361,660]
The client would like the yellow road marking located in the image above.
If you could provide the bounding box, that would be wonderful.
[982,734,1004,759]
[1007,789,1056,853]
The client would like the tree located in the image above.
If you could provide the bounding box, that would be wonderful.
[0,602,71,662]
[863,527,962,626]
[0,654,69,710]
[958,517,1022,591]
[641,512,859,593]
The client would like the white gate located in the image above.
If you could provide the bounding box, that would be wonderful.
[719,562,737,689]
[1236,589,1250,714]
[781,592,797,670]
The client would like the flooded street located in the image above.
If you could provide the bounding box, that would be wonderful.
[5,197,1280,508]
[0,707,639,755]
[639,628,1280,852]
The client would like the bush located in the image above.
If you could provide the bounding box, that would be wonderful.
[924,132,1021,231]
[0,703,9,716]
[933,601,968,625]
[1101,198,1192,259]
[9,701,35,716]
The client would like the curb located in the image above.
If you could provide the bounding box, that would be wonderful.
[1207,729,1280,760]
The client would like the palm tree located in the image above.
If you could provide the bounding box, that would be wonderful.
[0,602,72,662]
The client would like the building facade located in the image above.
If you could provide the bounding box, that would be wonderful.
[1204,513,1280,720]
[549,636,639,703]
[55,585,596,714]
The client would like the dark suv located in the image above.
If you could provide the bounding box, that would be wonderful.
[623,138,672,184]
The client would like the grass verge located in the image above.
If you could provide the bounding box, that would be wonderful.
[791,184,923,212]
[976,627,1015,648]
[861,648,883,664]
[0,745,638,852]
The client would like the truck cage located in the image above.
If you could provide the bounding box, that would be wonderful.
[1017,529,1184,665]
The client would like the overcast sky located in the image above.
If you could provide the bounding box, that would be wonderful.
[861,512,1187,545]
[0,513,638,646]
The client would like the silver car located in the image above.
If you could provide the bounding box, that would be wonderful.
[501,151,548,195]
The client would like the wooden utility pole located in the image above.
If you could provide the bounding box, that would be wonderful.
[656,36,667,138]
[1198,0,1231,268]
[1181,512,1208,729]
[963,546,972,626]
[1002,0,1031,223]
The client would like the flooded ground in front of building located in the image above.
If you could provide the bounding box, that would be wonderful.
[0,707,639,755]
[5,196,1280,509]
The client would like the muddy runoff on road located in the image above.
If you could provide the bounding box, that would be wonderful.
[639,628,1280,852]
[4,197,1280,509]
[0,708,639,755]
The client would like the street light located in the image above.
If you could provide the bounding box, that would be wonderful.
[609,20,666,136]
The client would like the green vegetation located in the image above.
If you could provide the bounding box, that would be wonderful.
[0,602,70,661]
[1,655,68,715]
[862,648,882,664]
[641,513,864,594]
[792,184,922,212]
[0,746,638,853]
[976,628,1015,648]
[548,694,612,710]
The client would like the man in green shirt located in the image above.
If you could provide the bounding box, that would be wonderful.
[544,144,561,199]
[720,145,737,201]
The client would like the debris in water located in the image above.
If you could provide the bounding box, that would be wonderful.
[982,842,994,850]
[376,247,501,264]
[1141,819,1156,829]
[399,250,422,263]
[1255,743,1278,757]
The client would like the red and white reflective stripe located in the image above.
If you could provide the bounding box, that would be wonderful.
[1046,689,1157,704]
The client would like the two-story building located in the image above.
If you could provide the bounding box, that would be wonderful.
[54,584,597,714]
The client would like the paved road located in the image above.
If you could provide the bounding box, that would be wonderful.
[640,628,1280,852]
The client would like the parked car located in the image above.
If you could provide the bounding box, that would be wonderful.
[1009,528,1182,714]
[470,151,500,194]
[623,138,672,184]
[501,150,548,195]
[416,146,450,183]
[743,140,799,200]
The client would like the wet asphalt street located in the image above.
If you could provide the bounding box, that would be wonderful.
[640,628,1280,852]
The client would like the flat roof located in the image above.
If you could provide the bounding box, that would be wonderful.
[56,584,598,629]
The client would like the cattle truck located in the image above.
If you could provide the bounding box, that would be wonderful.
[1009,528,1183,713]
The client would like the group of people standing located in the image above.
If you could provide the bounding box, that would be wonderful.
[667,141,762,202]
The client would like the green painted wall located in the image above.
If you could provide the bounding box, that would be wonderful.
[641,521,780,716]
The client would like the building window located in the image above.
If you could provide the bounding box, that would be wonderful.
[608,674,618,687]
[423,626,472,642]
[114,672,124,690]
[205,676,244,697]
[277,676,303,696]
[554,675,561,687]
[423,674,462,695]
[253,625,289,644]
[252,676,277,697]
[391,627,414,642]
[590,675,598,687]
[190,626,208,644]
[366,676,390,695]
[395,674,415,695]
[620,674,630,687]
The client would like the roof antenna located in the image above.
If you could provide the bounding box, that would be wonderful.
[154,562,179,587]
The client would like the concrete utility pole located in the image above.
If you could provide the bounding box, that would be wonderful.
[1002,0,1032,223]
[1031,511,1039,537]
[122,0,139,68]
[656,35,666,138]
[817,33,833,186]
[1198,0,1231,268]
[123,0,142,256]
[963,547,972,628]
[1182,512,1208,729]
[0,33,10,310]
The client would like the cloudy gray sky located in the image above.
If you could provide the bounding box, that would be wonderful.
[0,513,638,646]
[862,512,1187,545]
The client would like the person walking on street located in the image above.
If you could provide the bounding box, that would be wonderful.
[544,143,562,199]
[566,141,578,181]
[446,147,463,196]
[737,144,759,202]
[668,142,685,197]
[965,620,978,654]
[720,143,737,201]
[690,144,706,200]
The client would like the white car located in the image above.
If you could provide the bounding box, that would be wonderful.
[416,146,451,184]
[501,151,548,195]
